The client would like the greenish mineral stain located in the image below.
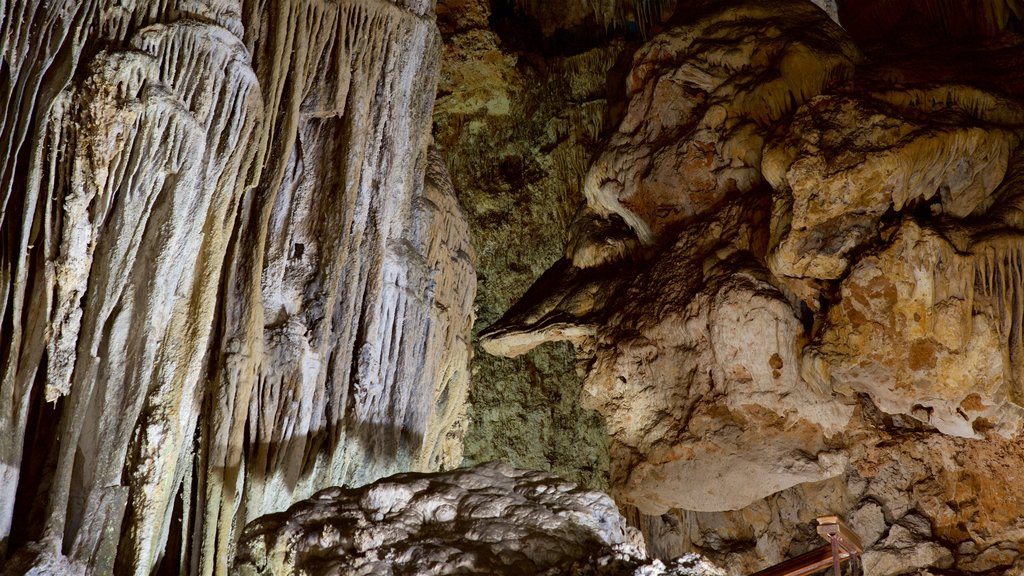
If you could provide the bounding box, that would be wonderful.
[465,342,610,490]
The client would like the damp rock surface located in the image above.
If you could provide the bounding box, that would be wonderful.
[479,0,1024,573]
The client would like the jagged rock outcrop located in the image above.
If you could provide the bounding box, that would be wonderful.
[478,0,1024,573]
[481,0,858,352]
[482,0,858,515]
[0,0,474,574]
[235,462,726,576]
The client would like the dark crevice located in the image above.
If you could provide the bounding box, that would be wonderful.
[489,0,650,57]
[8,358,63,557]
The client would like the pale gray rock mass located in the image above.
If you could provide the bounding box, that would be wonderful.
[235,462,726,576]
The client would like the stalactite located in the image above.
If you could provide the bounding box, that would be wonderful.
[973,235,1024,406]
[200,1,450,574]
[869,85,1024,126]
[1,0,473,574]
[0,1,96,552]
[513,0,675,37]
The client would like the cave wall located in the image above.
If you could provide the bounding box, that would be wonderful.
[476,0,1024,574]
[0,1,474,574]
[6,0,1024,574]
[432,0,627,489]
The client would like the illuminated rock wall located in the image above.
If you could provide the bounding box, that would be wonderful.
[480,0,1024,573]
[0,1,474,573]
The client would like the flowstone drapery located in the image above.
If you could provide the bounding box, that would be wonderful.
[0,1,474,574]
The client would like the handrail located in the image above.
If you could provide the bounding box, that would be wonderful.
[747,516,864,576]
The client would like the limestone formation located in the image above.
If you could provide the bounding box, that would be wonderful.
[481,0,858,354]
[765,92,1022,281]
[0,0,473,574]
[581,0,858,248]
[235,462,726,576]
[806,219,1023,438]
[433,0,619,489]
[478,0,1024,573]
[482,0,859,515]
[578,203,851,514]
[7,0,1024,574]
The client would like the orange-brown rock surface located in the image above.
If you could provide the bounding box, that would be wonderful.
[482,0,1024,573]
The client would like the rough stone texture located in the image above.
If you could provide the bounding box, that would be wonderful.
[806,219,1023,438]
[434,0,619,489]
[480,0,1024,574]
[481,0,857,352]
[765,92,1021,281]
[580,0,858,247]
[8,0,1024,575]
[581,204,851,514]
[0,1,474,574]
[506,0,677,39]
[482,0,857,515]
[235,462,726,576]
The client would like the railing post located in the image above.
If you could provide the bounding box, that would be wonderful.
[747,515,865,576]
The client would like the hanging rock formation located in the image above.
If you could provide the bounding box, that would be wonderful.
[0,0,474,574]
[483,0,860,514]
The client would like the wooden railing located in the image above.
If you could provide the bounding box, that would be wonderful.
[748,516,864,576]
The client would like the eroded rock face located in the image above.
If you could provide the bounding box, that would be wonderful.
[581,0,857,247]
[480,0,1024,573]
[807,219,1022,438]
[434,0,616,489]
[761,82,1024,440]
[483,0,859,516]
[581,205,851,513]
[0,0,474,573]
[235,462,726,576]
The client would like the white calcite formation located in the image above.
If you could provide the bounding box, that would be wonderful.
[0,0,473,574]
[235,462,726,576]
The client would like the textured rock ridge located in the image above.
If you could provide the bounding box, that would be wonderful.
[235,462,726,576]
[0,0,474,574]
